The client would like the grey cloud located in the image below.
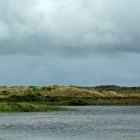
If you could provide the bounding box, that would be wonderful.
[0,0,140,56]
[1,53,140,86]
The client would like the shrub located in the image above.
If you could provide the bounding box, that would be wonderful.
[32,87,40,92]
[2,90,12,95]
[42,85,59,91]
[68,99,90,106]
[8,89,43,102]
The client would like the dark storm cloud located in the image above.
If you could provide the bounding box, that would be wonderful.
[0,0,140,56]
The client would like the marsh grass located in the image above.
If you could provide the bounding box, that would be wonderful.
[0,102,75,112]
[43,98,140,106]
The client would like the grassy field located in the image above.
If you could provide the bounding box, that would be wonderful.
[0,85,140,112]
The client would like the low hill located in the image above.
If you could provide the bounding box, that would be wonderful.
[0,85,140,101]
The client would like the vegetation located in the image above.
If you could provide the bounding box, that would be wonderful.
[8,89,43,102]
[0,102,75,112]
[0,84,140,112]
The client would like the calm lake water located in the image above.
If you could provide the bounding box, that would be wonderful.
[0,106,140,140]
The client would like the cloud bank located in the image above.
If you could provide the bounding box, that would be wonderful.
[0,0,140,56]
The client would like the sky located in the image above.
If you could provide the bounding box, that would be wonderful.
[0,0,140,87]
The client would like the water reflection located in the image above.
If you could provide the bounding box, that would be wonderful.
[0,106,140,140]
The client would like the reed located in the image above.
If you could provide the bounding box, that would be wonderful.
[0,102,75,112]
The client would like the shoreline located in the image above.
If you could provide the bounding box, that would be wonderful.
[0,85,140,112]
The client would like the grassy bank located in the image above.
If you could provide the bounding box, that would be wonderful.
[0,102,76,112]
[0,85,139,111]
[39,98,140,106]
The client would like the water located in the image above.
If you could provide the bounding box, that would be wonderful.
[0,106,140,140]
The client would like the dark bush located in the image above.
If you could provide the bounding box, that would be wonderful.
[32,87,40,92]
[68,99,90,106]
[2,90,11,95]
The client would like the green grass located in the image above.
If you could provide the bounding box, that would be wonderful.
[41,98,140,106]
[0,102,75,112]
